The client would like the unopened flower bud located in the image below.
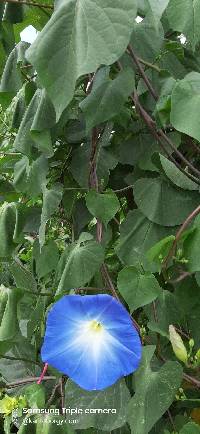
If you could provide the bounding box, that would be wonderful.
[169,325,188,364]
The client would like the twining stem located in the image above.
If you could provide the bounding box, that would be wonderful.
[6,375,56,389]
[185,136,200,156]
[78,286,110,292]
[114,185,134,193]
[46,382,60,407]
[137,57,161,73]
[117,61,200,382]
[122,52,200,184]
[152,300,161,356]
[183,373,200,388]
[132,90,200,186]
[174,327,190,340]
[101,263,120,301]
[128,45,158,100]
[0,0,53,8]
[169,271,192,283]
[162,204,200,271]
[158,129,200,179]
[167,410,176,431]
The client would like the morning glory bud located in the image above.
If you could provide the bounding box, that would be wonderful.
[41,294,142,391]
[169,325,188,364]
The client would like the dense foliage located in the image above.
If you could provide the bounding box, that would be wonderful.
[0,0,200,433]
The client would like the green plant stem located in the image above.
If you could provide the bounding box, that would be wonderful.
[162,204,200,271]
[78,286,110,292]
[137,57,162,73]
[64,187,87,191]
[46,382,60,407]
[114,185,134,193]
[6,376,56,389]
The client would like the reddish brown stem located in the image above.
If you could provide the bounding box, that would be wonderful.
[37,362,48,384]
[117,60,200,185]
[128,45,158,100]
[6,375,55,388]
[132,92,200,186]
[162,204,200,271]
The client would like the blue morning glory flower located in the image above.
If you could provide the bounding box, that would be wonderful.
[41,294,142,391]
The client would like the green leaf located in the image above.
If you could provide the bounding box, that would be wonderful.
[14,204,41,242]
[114,133,159,172]
[86,190,120,226]
[130,17,164,63]
[10,260,37,293]
[0,336,37,382]
[23,384,45,409]
[80,68,135,131]
[145,0,169,31]
[33,240,59,279]
[159,154,199,190]
[133,177,200,226]
[179,422,200,434]
[146,290,183,335]
[0,154,20,175]
[0,285,22,341]
[171,72,200,142]
[55,235,104,294]
[14,155,49,196]
[39,184,63,248]
[73,198,93,238]
[70,140,117,189]
[146,235,175,272]
[26,0,137,119]
[65,379,131,430]
[115,209,177,271]
[14,89,56,157]
[117,266,162,312]
[115,131,181,172]
[183,218,200,272]
[127,346,183,434]
[0,41,28,109]
[166,0,200,50]
[0,203,16,257]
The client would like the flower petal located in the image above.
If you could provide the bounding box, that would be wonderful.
[41,294,142,390]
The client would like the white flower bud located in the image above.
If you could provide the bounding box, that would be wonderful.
[169,325,188,364]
